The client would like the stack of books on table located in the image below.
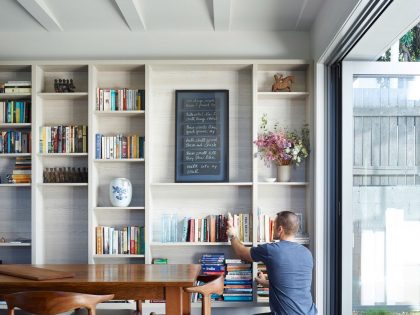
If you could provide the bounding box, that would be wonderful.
[223,259,253,302]
[192,253,225,302]
[5,156,31,184]
[257,263,269,302]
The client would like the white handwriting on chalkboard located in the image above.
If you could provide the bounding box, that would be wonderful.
[184,124,218,136]
[184,137,219,148]
[184,98,216,109]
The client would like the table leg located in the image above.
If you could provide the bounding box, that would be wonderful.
[182,290,191,315]
[165,286,182,315]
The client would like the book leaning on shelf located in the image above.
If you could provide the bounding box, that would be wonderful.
[0,131,31,153]
[257,210,306,242]
[96,88,145,111]
[180,213,251,243]
[95,226,145,255]
[0,101,31,123]
[39,126,87,154]
[95,134,144,159]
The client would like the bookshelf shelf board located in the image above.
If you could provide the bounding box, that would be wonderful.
[37,92,88,100]
[94,110,145,117]
[0,243,31,247]
[93,254,145,258]
[0,93,31,100]
[150,242,253,246]
[94,158,145,163]
[0,183,31,187]
[38,153,88,157]
[258,182,309,186]
[39,183,88,187]
[151,182,253,187]
[0,123,31,128]
[257,92,309,100]
[0,153,31,157]
[94,206,145,211]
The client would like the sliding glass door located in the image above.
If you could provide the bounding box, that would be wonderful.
[342,62,420,314]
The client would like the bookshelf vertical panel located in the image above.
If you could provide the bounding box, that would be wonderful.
[144,64,152,264]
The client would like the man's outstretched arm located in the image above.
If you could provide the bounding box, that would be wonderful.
[227,213,253,262]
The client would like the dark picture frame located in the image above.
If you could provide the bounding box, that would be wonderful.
[175,90,229,182]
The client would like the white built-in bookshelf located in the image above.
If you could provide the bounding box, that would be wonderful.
[0,60,313,310]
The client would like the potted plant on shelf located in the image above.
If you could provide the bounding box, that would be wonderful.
[254,114,309,182]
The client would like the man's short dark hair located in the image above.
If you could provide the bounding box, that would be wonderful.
[276,211,299,236]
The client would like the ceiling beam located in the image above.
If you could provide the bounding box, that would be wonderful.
[17,0,62,31]
[114,0,146,31]
[213,0,231,31]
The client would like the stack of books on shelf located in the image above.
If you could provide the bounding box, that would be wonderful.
[180,213,251,243]
[96,88,145,111]
[223,259,253,302]
[5,156,31,184]
[192,253,225,302]
[95,134,144,159]
[256,263,269,302]
[0,101,31,123]
[95,225,145,255]
[39,126,88,154]
[0,81,31,94]
[0,131,31,153]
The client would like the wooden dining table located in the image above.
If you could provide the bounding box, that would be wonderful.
[0,264,201,315]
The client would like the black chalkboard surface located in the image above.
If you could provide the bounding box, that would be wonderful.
[175,90,229,182]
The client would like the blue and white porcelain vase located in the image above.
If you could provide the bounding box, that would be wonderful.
[109,178,132,207]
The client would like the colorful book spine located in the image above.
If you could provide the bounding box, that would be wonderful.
[96,88,145,111]
[38,126,87,154]
[95,134,144,159]
[95,225,145,255]
[0,101,31,123]
[0,131,31,153]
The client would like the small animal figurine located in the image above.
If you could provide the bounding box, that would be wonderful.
[271,74,295,92]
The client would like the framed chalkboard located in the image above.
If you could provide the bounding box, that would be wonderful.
[175,90,229,182]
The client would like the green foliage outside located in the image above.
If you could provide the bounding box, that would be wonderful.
[377,23,420,61]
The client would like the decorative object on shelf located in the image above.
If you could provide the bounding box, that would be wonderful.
[43,167,87,183]
[175,90,229,182]
[254,114,309,182]
[271,74,295,92]
[161,214,178,243]
[109,178,132,207]
[54,79,75,93]
[0,237,6,243]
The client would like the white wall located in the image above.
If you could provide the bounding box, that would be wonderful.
[0,31,310,60]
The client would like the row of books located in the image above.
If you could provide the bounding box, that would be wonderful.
[95,134,144,159]
[96,88,145,111]
[224,259,253,301]
[181,214,251,243]
[0,81,31,94]
[5,156,31,184]
[39,126,88,154]
[95,225,145,255]
[0,101,31,123]
[0,131,31,153]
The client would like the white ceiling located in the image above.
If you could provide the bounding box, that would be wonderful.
[1,0,325,32]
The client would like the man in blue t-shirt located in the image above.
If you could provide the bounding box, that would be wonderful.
[227,211,317,315]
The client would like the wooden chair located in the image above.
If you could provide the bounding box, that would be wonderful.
[4,291,114,315]
[184,274,224,315]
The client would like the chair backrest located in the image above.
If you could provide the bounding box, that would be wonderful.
[184,275,224,315]
[4,291,114,315]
